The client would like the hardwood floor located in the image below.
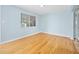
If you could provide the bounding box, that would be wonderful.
[0,33,78,54]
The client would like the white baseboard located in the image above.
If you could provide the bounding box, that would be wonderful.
[0,32,40,44]
[43,32,73,40]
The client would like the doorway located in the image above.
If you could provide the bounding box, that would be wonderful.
[73,6,79,41]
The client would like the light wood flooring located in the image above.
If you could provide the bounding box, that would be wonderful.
[0,33,78,54]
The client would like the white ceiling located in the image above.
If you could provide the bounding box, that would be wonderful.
[16,5,71,15]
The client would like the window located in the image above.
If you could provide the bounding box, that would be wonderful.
[21,13,36,27]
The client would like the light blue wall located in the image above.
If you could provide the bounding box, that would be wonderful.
[39,6,73,37]
[1,5,74,43]
[1,6,39,42]
[0,6,1,42]
[38,15,47,32]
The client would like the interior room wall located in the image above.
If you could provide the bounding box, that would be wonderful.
[0,5,74,43]
[1,5,39,43]
[0,6,1,42]
[38,15,48,32]
[39,6,73,38]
